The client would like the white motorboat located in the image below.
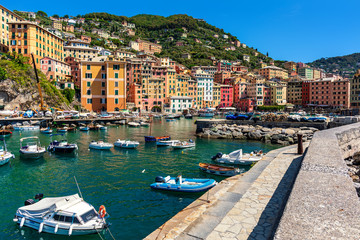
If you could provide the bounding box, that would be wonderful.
[96,124,107,130]
[13,193,108,236]
[172,140,196,149]
[114,139,140,149]
[79,126,89,131]
[140,122,150,127]
[212,149,264,165]
[0,144,15,166]
[19,137,46,159]
[48,140,78,154]
[89,141,113,150]
[156,140,180,147]
[128,122,140,127]
[13,125,40,131]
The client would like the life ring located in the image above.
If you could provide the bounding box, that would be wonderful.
[99,205,106,218]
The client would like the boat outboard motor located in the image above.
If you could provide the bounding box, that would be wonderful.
[155,176,165,183]
[35,193,44,201]
[211,152,223,160]
[25,199,35,206]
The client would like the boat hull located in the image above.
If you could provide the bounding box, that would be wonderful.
[199,163,239,177]
[19,150,45,159]
[150,177,216,193]
[214,157,260,166]
[89,145,113,150]
[15,216,104,236]
[144,136,171,142]
[51,147,77,153]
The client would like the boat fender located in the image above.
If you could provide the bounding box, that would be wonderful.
[99,205,106,218]
[68,225,73,236]
[20,217,25,228]
[54,224,59,233]
[38,222,44,233]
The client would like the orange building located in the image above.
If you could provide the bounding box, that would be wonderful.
[8,21,64,68]
[81,57,126,112]
[0,4,24,53]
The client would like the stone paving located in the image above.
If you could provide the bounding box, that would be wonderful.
[146,143,308,240]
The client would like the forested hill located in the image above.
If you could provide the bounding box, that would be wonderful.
[308,53,360,78]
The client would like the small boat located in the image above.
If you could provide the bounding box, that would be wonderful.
[184,114,193,119]
[172,140,196,149]
[128,122,140,127]
[0,129,12,137]
[89,141,113,150]
[156,140,180,147]
[13,125,40,131]
[212,149,264,165]
[13,193,108,236]
[40,127,53,134]
[165,114,181,119]
[144,136,171,142]
[199,163,241,177]
[114,139,139,149]
[0,143,15,166]
[96,125,107,130]
[19,137,46,159]
[79,126,89,131]
[48,140,78,153]
[57,127,67,133]
[150,175,217,192]
[140,122,150,127]
[67,127,76,132]
[166,118,176,122]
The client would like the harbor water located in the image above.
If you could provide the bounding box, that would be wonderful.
[0,118,279,239]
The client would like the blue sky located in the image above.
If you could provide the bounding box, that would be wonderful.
[3,0,359,62]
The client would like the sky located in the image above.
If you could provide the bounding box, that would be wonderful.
[3,0,360,63]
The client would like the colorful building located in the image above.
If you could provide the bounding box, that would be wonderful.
[0,4,24,53]
[351,70,360,109]
[80,57,126,112]
[8,21,64,68]
[287,81,303,105]
[219,85,233,108]
[214,71,231,84]
[170,96,192,113]
[194,69,214,108]
[141,78,165,112]
[302,81,311,106]
[40,57,71,81]
[212,83,221,107]
[176,74,191,97]
[298,67,314,80]
[63,39,98,60]
[284,61,297,74]
[64,56,81,87]
[235,98,255,112]
[258,66,289,80]
[266,81,287,105]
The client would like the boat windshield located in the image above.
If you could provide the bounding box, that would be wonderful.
[80,209,97,223]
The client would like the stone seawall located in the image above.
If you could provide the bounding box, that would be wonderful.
[195,119,328,134]
[274,122,360,239]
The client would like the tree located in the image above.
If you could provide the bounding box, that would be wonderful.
[52,14,59,18]
[61,88,75,103]
[0,67,7,80]
[63,15,69,19]
[37,11,47,17]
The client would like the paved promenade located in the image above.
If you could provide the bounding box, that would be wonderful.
[146,143,308,240]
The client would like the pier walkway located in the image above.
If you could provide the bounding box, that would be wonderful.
[146,143,308,240]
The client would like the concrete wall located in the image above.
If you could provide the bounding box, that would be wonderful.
[275,122,360,239]
[195,119,327,133]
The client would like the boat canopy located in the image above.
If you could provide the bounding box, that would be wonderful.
[18,194,81,219]
[228,149,243,159]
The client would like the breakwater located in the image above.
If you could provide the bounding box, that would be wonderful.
[196,121,319,145]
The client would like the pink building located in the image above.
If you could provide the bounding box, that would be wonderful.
[232,64,248,73]
[233,82,248,104]
[264,86,271,105]
[235,98,255,112]
[219,85,233,108]
[128,83,142,109]
[217,60,232,72]
[40,57,71,81]
[309,78,350,108]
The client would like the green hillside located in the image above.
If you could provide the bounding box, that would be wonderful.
[308,53,360,78]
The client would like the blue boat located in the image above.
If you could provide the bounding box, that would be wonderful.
[144,136,171,142]
[150,176,217,193]
[40,127,53,134]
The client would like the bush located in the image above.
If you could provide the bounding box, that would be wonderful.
[61,88,75,103]
[0,67,7,80]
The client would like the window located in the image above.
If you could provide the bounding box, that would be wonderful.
[100,98,106,104]
[85,73,92,78]
[87,90,91,95]
[87,82,91,87]
[101,66,105,71]
[115,98,118,104]
[87,98,92,104]
[101,73,106,79]
[113,64,120,70]
[115,73,118,79]
[115,82,118,87]
[24,40,27,46]
[87,65,90,70]
[102,90,105,95]
[115,90,118,95]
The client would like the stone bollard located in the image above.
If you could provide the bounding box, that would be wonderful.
[297,134,303,154]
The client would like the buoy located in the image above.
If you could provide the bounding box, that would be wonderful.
[20,217,25,228]
[182,151,184,154]
[38,222,44,233]
[54,224,58,233]
[68,225,73,236]
[142,169,145,173]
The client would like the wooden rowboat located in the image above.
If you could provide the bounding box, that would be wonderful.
[199,163,241,177]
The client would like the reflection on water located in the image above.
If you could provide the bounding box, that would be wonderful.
[0,118,279,239]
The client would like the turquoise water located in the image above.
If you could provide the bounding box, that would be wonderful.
[0,118,279,240]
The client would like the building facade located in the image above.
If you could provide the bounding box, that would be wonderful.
[40,57,71,81]
[64,56,81,87]
[0,5,24,53]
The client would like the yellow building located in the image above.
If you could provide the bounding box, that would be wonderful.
[266,80,287,105]
[64,39,98,60]
[176,74,191,97]
[313,69,321,80]
[80,57,126,112]
[52,21,62,31]
[212,83,221,107]
[259,66,289,80]
[0,4,24,52]
[8,21,64,68]
[284,61,297,73]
